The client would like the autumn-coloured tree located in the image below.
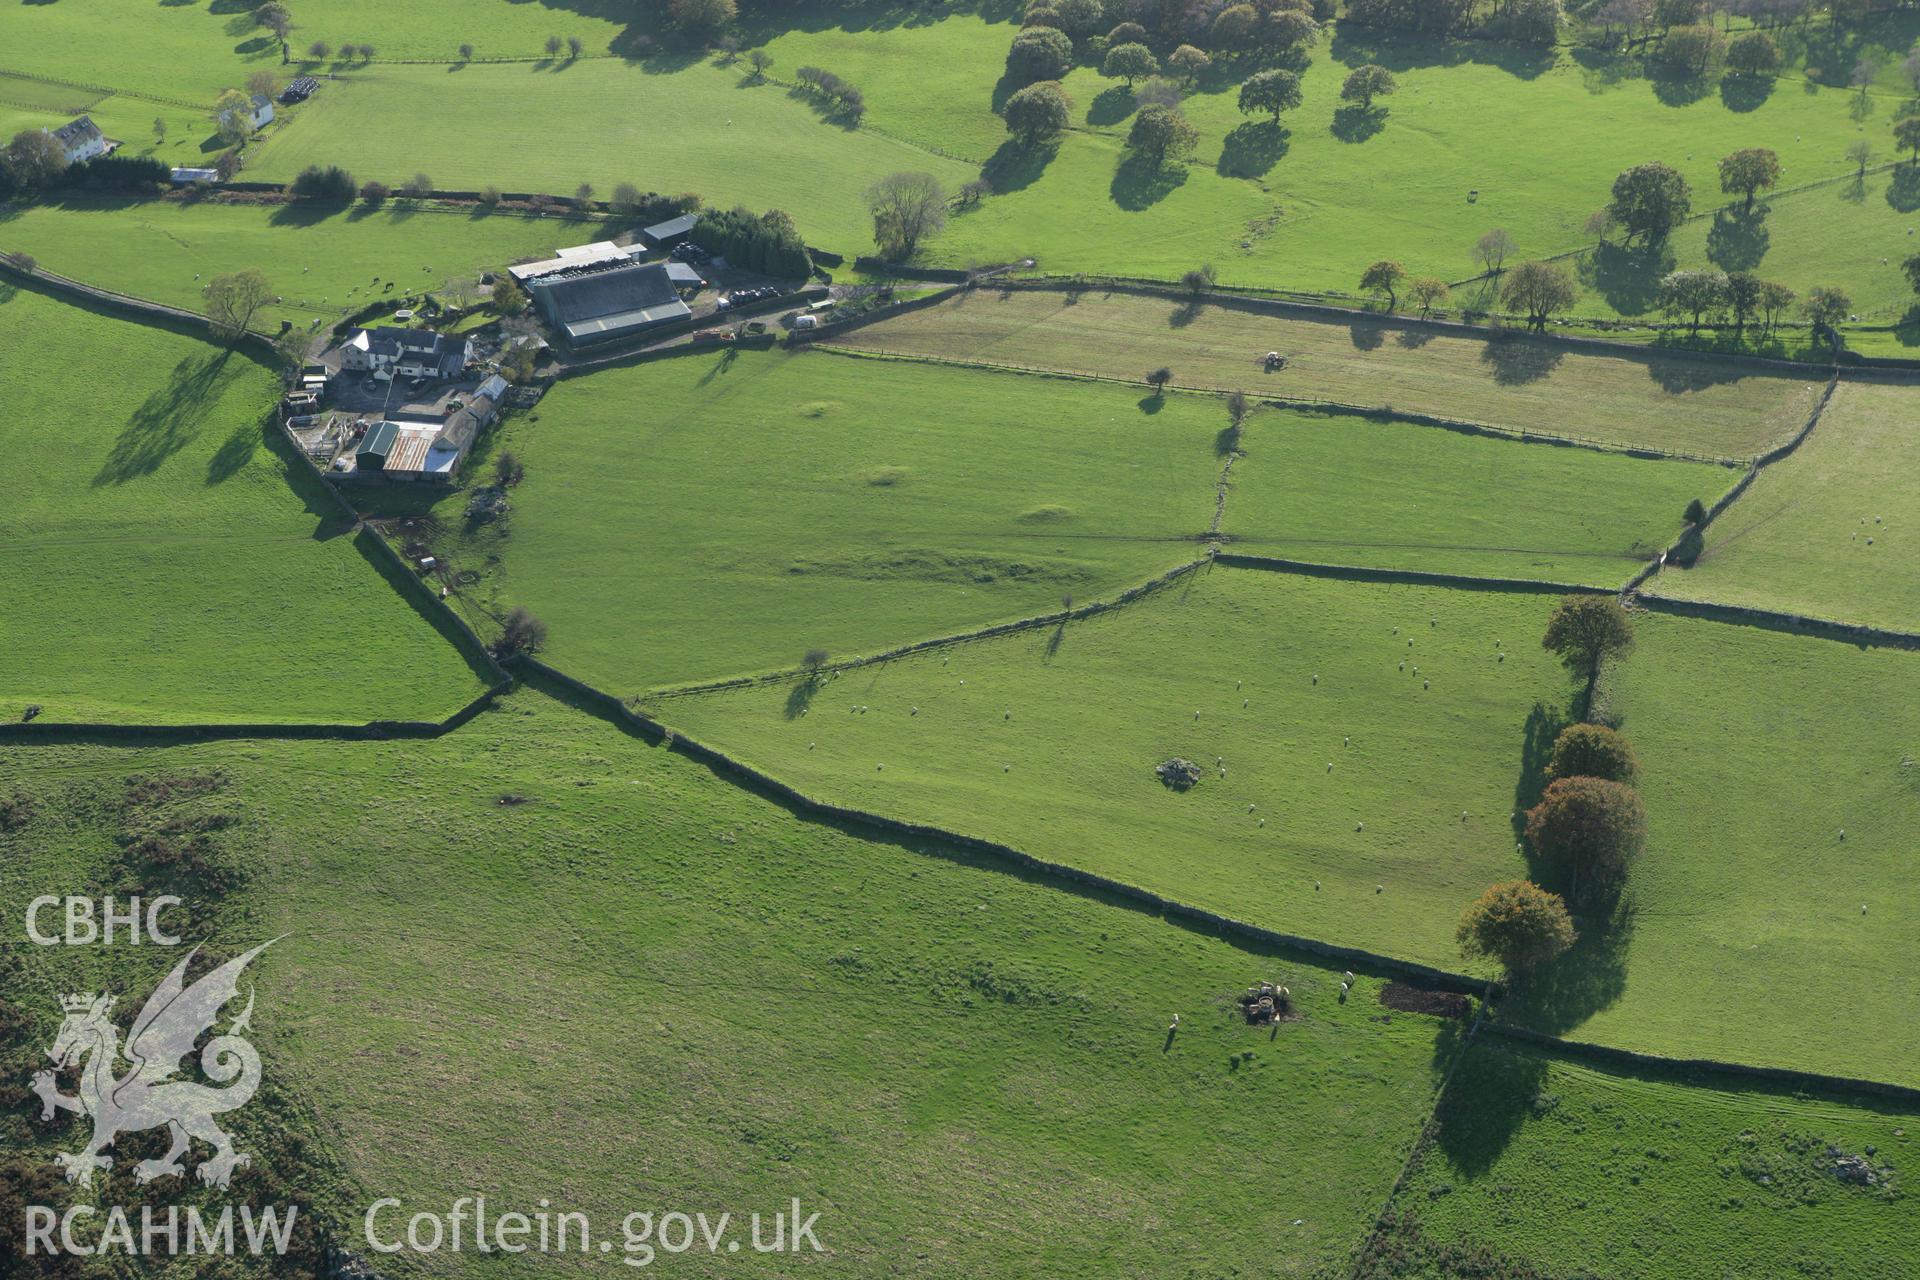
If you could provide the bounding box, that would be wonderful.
[1546,723,1638,783]
[1457,881,1576,975]
[1525,777,1646,904]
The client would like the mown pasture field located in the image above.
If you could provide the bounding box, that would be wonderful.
[1399,1037,1918,1278]
[0,285,489,724]
[662,568,1572,974]
[824,288,1826,458]
[1651,378,1920,631]
[1579,608,1920,1086]
[0,195,596,331]
[0,686,1457,1278]
[430,347,1223,690]
[1224,406,1732,584]
[244,58,975,256]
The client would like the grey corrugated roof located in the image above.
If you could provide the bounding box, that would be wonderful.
[641,213,697,243]
[529,262,682,326]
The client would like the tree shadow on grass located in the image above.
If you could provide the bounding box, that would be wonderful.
[1649,69,1713,107]
[1428,1028,1548,1178]
[783,674,823,720]
[1110,154,1186,211]
[269,200,349,228]
[1348,319,1385,350]
[1705,204,1770,271]
[1500,889,1636,1036]
[1086,84,1138,127]
[1330,104,1385,143]
[94,351,234,485]
[1719,73,1776,113]
[1480,336,1565,385]
[1580,239,1674,317]
[1511,701,1569,837]
[1169,299,1205,328]
[981,138,1059,195]
[1887,164,1920,213]
[205,420,260,485]
[1216,120,1289,178]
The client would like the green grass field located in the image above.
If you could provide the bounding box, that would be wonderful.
[427,347,1223,690]
[826,287,1826,458]
[0,685,1455,1277]
[1398,1036,1918,1278]
[0,284,488,724]
[663,568,1572,973]
[0,195,599,331]
[1579,607,1920,1085]
[1224,406,1732,583]
[244,58,975,255]
[1650,378,1920,631]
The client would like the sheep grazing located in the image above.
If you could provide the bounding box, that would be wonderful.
[1839,829,1846,839]
[1004,764,1010,772]
[1195,710,1202,720]
[1344,736,1351,747]
[1243,698,1250,708]
[1003,710,1010,720]
[1258,817,1265,827]
[1355,821,1364,831]
[1375,884,1383,893]
[1312,674,1319,685]
[1314,880,1321,890]
[1498,653,1505,662]
[1460,810,1469,821]
[911,707,919,716]
[808,741,816,750]
[1236,679,1243,689]
[1327,762,1334,772]
[876,763,884,770]
[1248,803,1257,812]
[1399,660,1406,671]
[1423,680,1430,690]
[1343,971,1354,982]
[1862,905,1869,914]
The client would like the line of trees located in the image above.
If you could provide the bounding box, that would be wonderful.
[793,66,866,122]
[1458,598,1646,980]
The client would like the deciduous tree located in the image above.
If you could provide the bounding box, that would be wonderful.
[202,269,272,341]
[1718,147,1780,210]
[1546,723,1638,783]
[1457,881,1576,975]
[1004,80,1073,145]
[1525,777,1646,904]
[1168,44,1211,84]
[1475,227,1516,275]
[1237,68,1302,120]
[1126,103,1197,167]
[1006,27,1073,85]
[1541,594,1634,684]
[1103,42,1159,86]
[1359,259,1405,309]
[1500,259,1576,329]
[1340,64,1395,109]
[866,171,948,259]
[1410,276,1449,315]
[1608,161,1690,243]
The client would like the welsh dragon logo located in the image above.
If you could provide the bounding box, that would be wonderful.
[32,941,276,1190]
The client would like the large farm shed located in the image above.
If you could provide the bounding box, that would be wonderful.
[526,261,692,346]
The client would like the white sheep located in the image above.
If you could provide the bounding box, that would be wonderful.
[1248,803,1256,812]
[1243,698,1250,708]
[1356,821,1364,831]
[1375,884,1383,893]
[1327,762,1334,772]
[1344,736,1351,747]
[1258,817,1265,827]
[1314,880,1321,890]
[1312,674,1319,684]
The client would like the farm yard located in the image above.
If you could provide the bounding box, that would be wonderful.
[5,0,1919,1274]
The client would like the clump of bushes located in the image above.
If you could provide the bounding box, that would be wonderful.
[287,163,357,201]
[493,607,548,658]
[692,206,811,279]
[1545,723,1638,783]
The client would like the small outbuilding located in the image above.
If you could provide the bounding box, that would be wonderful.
[220,94,275,134]
[170,166,220,185]
[640,213,697,250]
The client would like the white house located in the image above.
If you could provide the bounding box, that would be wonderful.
[339,327,473,380]
[220,94,275,135]
[50,117,106,165]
